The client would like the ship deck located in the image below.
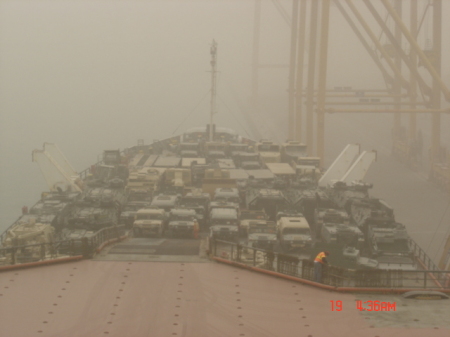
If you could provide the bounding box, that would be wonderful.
[1,241,450,337]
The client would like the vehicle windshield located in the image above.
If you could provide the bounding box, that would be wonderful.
[241,213,265,220]
[283,228,310,235]
[136,214,163,220]
[249,227,276,234]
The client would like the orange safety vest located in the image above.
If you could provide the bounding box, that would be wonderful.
[314,252,327,264]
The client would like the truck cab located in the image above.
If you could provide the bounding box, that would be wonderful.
[237,152,261,170]
[239,210,267,236]
[247,220,277,250]
[209,208,239,242]
[179,190,210,229]
[120,201,151,227]
[166,208,199,238]
[276,212,312,252]
[133,207,167,237]
[214,188,240,206]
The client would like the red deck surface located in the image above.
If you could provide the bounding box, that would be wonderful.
[0,260,449,337]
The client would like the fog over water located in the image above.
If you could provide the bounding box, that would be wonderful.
[1,0,449,241]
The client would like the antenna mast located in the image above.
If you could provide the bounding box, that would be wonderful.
[209,40,218,142]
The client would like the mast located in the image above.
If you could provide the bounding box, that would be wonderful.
[209,39,218,142]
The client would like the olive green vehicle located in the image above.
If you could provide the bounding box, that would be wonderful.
[132,208,167,237]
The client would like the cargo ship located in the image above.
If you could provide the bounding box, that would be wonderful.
[1,42,449,337]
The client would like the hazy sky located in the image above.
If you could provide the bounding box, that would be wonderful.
[0,0,449,229]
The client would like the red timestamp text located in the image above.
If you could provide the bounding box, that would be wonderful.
[330,300,396,311]
[356,300,396,311]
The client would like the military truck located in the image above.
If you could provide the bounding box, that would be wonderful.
[235,152,261,170]
[119,201,151,227]
[255,140,281,164]
[247,220,277,250]
[210,208,238,227]
[276,212,312,252]
[1,217,55,264]
[239,210,267,236]
[209,208,239,242]
[166,208,199,238]
[327,181,372,212]
[284,189,335,227]
[321,222,364,248]
[151,194,179,212]
[179,190,210,229]
[314,208,349,240]
[132,207,167,237]
[209,224,239,242]
[214,188,240,205]
[83,186,127,208]
[245,188,288,220]
[228,143,249,158]
[163,168,192,195]
[367,222,415,270]
[126,167,165,202]
[66,206,118,231]
[202,168,237,196]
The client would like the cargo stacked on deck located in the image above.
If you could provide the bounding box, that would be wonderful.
[126,167,165,202]
[133,207,168,238]
[209,208,239,242]
[246,188,288,221]
[276,211,312,252]
[280,141,308,163]
[314,208,349,240]
[1,127,431,273]
[167,208,199,238]
[179,190,211,229]
[247,220,277,250]
[239,210,267,236]
[120,201,151,227]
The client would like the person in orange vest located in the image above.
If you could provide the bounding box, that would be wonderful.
[193,218,200,239]
[314,251,330,283]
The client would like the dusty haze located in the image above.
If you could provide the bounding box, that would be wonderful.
[1,0,449,247]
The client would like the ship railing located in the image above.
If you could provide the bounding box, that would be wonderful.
[210,239,450,290]
[0,225,126,267]
[409,237,440,271]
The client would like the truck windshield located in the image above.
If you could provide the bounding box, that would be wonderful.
[249,227,276,234]
[283,228,310,235]
[241,213,265,220]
